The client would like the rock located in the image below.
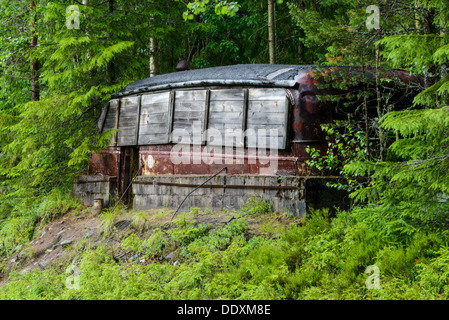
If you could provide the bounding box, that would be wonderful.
[59,240,72,247]
[165,252,174,261]
[173,260,180,267]
[83,230,95,239]
[10,258,16,263]
[57,230,65,237]
[139,258,145,264]
[114,220,131,230]
[13,245,23,252]
[39,231,47,239]
[18,252,26,259]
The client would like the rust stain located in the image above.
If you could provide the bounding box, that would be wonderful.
[88,147,121,177]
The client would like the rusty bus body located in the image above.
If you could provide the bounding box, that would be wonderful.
[73,64,421,216]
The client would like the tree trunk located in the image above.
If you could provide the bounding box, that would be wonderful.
[108,0,116,83]
[375,43,385,161]
[30,0,39,101]
[268,0,276,64]
[297,0,305,64]
[150,34,157,77]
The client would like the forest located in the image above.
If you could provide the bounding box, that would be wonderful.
[0,0,448,300]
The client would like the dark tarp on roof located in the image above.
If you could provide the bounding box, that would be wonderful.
[112,64,316,97]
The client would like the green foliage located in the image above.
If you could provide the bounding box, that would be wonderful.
[3,208,449,300]
[0,215,37,257]
[121,233,144,253]
[98,208,123,238]
[36,189,83,224]
[1,0,449,302]
[183,0,241,20]
[143,228,168,256]
[130,211,149,233]
[168,220,210,246]
[239,194,272,216]
[0,0,198,216]
[416,246,449,295]
[306,121,369,191]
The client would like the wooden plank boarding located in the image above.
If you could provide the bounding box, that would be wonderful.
[97,102,109,133]
[102,87,289,149]
[246,88,288,150]
[117,96,139,146]
[203,89,211,145]
[101,99,119,146]
[135,95,142,146]
[172,90,207,145]
[138,91,171,145]
[168,90,175,143]
[283,92,290,149]
[113,99,120,146]
[207,88,245,147]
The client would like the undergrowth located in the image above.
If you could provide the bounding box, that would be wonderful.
[1,194,449,299]
[0,188,83,258]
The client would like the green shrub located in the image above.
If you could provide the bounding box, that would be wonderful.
[168,221,209,246]
[130,211,148,233]
[121,233,144,253]
[143,228,168,256]
[36,188,82,224]
[239,194,272,216]
[2,207,449,300]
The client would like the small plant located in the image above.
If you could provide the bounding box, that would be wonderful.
[121,233,144,253]
[131,211,148,233]
[22,244,37,259]
[306,121,369,191]
[37,188,82,224]
[189,207,200,217]
[99,207,123,237]
[143,228,168,256]
[169,222,209,246]
[239,194,272,216]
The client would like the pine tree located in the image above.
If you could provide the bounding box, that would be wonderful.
[345,0,449,227]
[0,0,191,212]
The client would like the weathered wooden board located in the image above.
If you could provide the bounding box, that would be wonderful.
[172,90,207,145]
[117,96,139,146]
[139,133,170,145]
[138,92,171,145]
[247,88,286,100]
[102,99,119,146]
[97,102,109,133]
[101,87,288,149]
[247,88,289,149]
[103,100,118,132]
[207,89,245,147]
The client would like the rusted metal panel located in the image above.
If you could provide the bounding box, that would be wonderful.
[133,180,304,190]
[138,145,297,176]
[88,147,121,177]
